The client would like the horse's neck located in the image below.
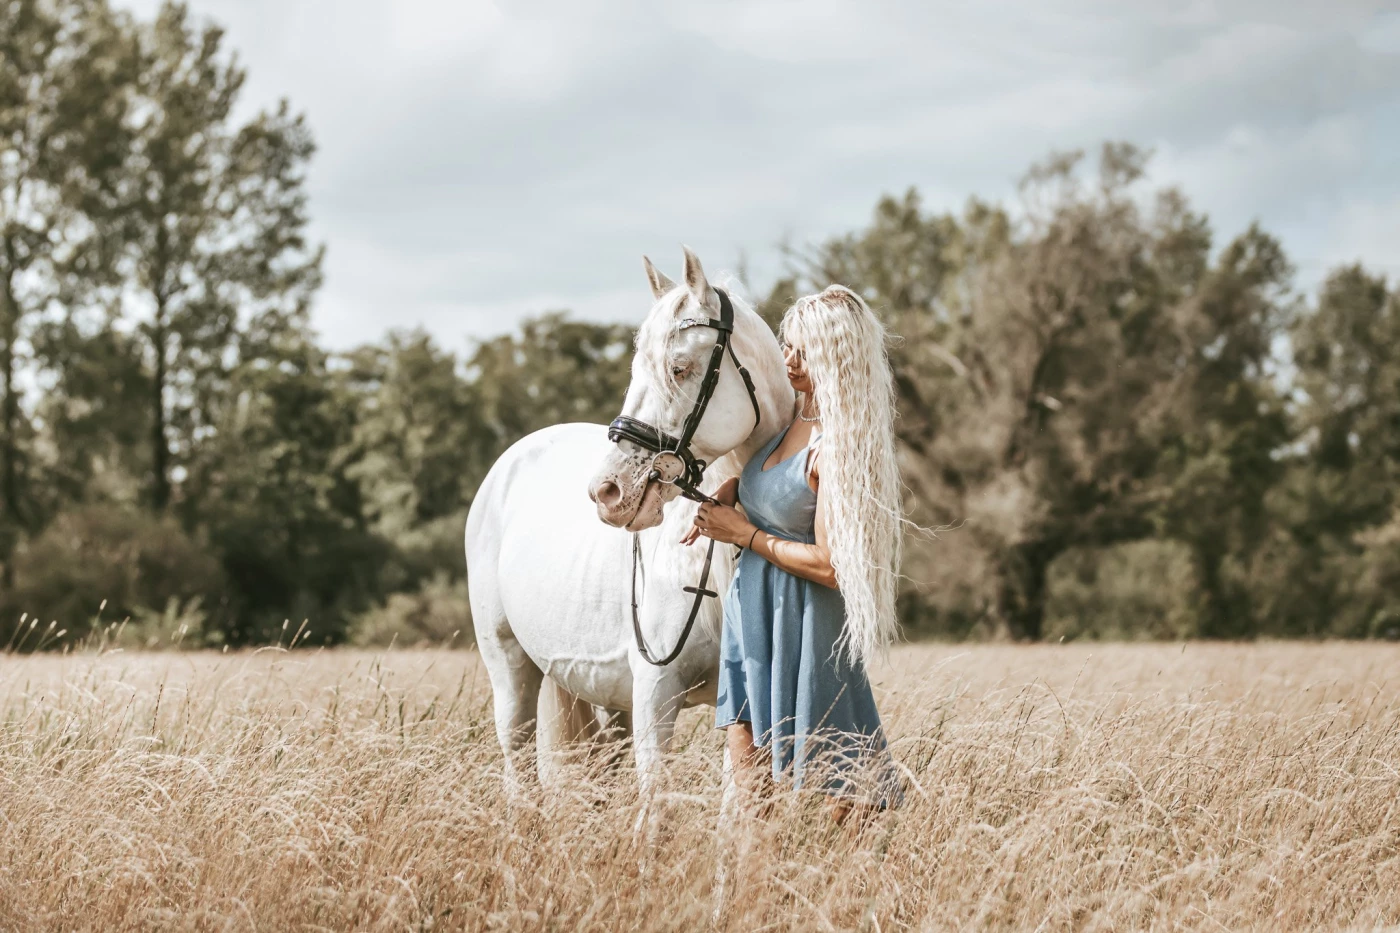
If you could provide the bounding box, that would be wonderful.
[723,422,782,478]
[727,351,793,473]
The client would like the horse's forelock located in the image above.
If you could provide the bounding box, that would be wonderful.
[633,287,694,407]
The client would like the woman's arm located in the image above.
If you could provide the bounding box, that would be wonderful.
[749,480,837,588]
[692,466,838,589]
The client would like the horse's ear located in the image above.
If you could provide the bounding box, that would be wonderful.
[643,256,675,300]
[681,246,719,310]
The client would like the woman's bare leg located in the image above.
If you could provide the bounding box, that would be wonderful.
[714,722,769,921]
[829,798,881,834]
[726,722,776,805]
[726,722,758,785]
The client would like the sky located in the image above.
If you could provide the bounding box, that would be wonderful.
[119,0,1400,351]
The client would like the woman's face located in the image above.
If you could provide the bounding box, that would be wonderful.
[781,337,813,395]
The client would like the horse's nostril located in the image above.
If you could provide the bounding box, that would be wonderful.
[596,481,622,508]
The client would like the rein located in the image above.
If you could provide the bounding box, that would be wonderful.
[607,287,762,667]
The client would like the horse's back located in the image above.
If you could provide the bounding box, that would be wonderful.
[467,423,607,553]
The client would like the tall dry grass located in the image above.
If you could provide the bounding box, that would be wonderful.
[0,643,1396,930]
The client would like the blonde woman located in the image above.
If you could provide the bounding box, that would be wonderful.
[685,285,903,814]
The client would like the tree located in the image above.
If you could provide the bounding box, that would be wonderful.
[1293,266,1400,496]
[1268,266,1400,637]
[339,331,483,592]
[112,1,321,513]
[32,311,151,506]
[469,312,634,455]
[0,0,132,578]
[780,144,1293,639]
[192,331,385,644]
[1154,225,1293,637]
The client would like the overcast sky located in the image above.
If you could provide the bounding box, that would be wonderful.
[120,0,1400,351]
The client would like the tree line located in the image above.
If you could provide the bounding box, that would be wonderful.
[4,0,1397,645]
[763,146,1400,641]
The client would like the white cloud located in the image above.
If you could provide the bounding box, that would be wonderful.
[1151,114,1366,216]
[1325,196,1400,276]
[115,0,1400,347]
[1360,11,1400,54]
[385,0,505,60]
[668,1,916,62]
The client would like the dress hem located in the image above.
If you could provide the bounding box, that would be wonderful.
[714,716,760,736]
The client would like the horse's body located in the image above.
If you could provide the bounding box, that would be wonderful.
[466,423,731,780]
[466,249,790,790]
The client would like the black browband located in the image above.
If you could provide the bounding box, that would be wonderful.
[607,286,764,666]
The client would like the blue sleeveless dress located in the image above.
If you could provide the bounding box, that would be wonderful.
[714,425,902,807]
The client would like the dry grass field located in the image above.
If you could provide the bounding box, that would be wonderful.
[0,643,1397,931]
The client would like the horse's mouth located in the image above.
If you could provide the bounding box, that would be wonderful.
[622,480,668,532]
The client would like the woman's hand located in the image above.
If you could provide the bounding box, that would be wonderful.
[680,478,741,545]
[691,502,755,547]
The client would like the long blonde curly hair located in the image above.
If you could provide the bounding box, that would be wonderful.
[782,286,902,666]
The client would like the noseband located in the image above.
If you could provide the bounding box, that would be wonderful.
[607,287,763,666]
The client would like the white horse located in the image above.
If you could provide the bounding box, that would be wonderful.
[465,247,790,793]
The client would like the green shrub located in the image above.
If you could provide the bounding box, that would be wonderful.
[348,572,471,648]
[2,506,224,645]
[1045,541,1199,641]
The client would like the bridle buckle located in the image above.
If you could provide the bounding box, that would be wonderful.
[647,450,686,485]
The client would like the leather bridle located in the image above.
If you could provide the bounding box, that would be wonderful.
[606,287,763,666]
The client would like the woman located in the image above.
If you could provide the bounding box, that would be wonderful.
[684,284,903,815]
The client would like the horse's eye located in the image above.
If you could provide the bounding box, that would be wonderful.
[671,364,689,379]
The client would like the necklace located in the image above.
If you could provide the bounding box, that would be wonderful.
[797,394,821,423]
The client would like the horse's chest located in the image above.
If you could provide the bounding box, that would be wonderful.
[496,520,635,708]
[487,426,719,712]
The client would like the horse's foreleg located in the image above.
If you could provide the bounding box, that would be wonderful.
[712,745,743,924]
[630,671,686,796]
[630,670,688,857]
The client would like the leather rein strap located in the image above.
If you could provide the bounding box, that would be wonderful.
[630,532,718,667]
[609,287,762,667]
